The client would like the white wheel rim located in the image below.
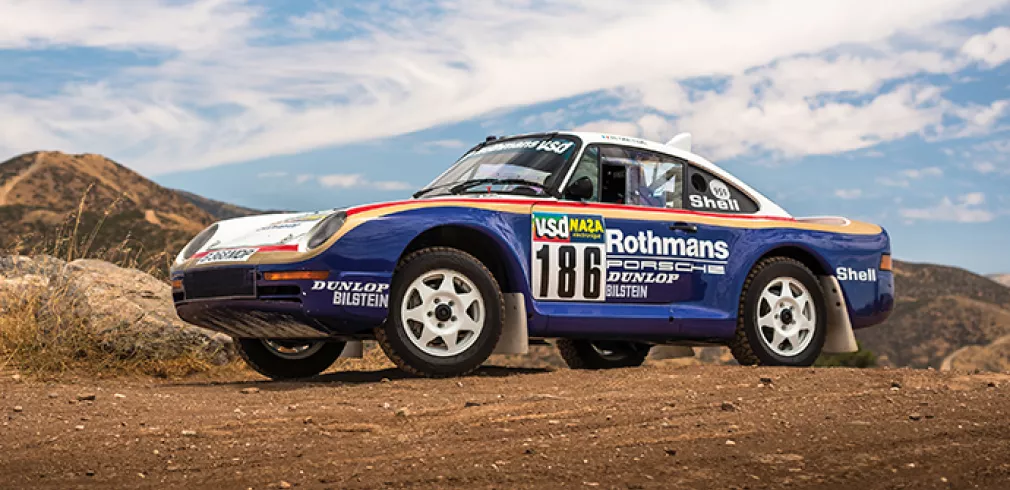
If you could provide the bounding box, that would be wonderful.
[262,340,325,360]
[400,268,485,358]
[755,277,817,357]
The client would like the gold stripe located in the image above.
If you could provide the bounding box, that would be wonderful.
[178,200,880,269]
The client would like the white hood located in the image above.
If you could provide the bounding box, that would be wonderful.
[199,210,339,253]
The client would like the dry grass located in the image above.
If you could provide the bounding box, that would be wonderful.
[0,189,236,379]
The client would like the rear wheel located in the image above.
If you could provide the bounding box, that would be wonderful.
[556,339,651,369]
[237,339,345,380]
[376,247,504,377]
[729,257,826,366]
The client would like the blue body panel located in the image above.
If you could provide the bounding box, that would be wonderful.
[172,199,894,342]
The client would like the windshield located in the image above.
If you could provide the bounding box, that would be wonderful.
[418,136,581,197]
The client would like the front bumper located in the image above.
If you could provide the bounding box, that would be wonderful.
[172,265,390,339]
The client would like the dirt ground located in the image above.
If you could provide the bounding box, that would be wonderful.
[1,364,1009,489]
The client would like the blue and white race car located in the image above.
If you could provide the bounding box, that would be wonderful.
[171,131,894,378]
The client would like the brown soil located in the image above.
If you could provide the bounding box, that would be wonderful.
[1,365,1009,489]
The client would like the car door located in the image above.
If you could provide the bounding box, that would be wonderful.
[531,144,733,337]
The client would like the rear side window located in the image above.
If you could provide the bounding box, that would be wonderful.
[687,166,758,214]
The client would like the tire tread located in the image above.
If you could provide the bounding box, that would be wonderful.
[728,256,816,366]
[375,246,505,378]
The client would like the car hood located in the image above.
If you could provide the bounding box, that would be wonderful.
[199,210,341,253]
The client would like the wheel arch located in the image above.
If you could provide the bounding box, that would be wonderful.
[750,244,832,277]
[397,224,525,294]
[743,244,857,355]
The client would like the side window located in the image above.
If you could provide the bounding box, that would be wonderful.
[599,146,684,209]
[566,145,600,202]
[687,165,758,213]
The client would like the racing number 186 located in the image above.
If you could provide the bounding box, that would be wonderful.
[532,242,605,301]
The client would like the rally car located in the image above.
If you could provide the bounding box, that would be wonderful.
[171,131,894,378]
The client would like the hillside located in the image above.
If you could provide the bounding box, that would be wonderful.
[989,273,1010,288]
[174,189,262,220]
[0,151,261,272]
[855,260,1010,369]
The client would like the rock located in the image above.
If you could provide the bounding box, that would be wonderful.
[278,482,293,489]
[240,387,260,395]
[890,381,902,389]
[0,255,236,365]
[464,401,482,408]
[113,393,126,399]
[181,430,197,437]
[760,377,773,384]
[85,470,95,477]
[909,413,923,421]
[394,407,410,417]
[987,381,997,388]
[75,425,85,431]
[77,393,96,402]
[12,406,23,413]
[47,393,58,399]
[725,440,737,446]
[664,448,677,456]
[720,401,737,412]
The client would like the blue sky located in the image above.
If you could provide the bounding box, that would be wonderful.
[0,1,1009,273]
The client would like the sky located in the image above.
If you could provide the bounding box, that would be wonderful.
[0,0,1009,273]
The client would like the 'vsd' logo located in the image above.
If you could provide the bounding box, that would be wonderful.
[533,213,569,242]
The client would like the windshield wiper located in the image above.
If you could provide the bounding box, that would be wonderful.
[449,178,547,195]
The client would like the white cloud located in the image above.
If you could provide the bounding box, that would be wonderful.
[318,174,363,188]
[900,192,996,223]
[876,165,944,187]
[0,0,1009,174]
[316,173,412,191]
[834,189,863,199]
[973,161,997,173]
[257,171,288,178]
[420,139,467,150]
[0,0,256,51]
[901,167,944,179]
[962,26,1010,66]
[288,7,342,35]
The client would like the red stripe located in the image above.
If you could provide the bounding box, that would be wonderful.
[347,198,796,222]
[192,244,299,259]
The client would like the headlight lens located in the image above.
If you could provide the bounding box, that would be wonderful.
[307,212,346,249]
[180,223,218,261]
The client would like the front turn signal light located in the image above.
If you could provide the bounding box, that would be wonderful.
[171,279,183,290]
[880,254,892,272]
[263,271,330,282]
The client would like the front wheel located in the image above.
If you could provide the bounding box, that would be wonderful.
[556,339,651,369]
[237,339,345,380]
[729,257,827,366]
[376,247,504,377]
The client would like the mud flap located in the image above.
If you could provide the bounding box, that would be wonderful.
[818,276,858,354]
[339,341,363,358]
[493,293,529,355]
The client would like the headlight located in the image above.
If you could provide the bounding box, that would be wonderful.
[179,223,218,262]
[307,212,346,249]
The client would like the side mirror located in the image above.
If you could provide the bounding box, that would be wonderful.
[564,176,594,201]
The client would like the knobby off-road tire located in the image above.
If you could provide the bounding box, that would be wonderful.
[729,257,827,366]
[237,339,346,380]
[375,247,505,378]
[556,339,651,369]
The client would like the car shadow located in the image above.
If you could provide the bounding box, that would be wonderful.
[169,365,555,389]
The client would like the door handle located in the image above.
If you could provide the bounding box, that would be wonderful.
[669,222,698,233]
